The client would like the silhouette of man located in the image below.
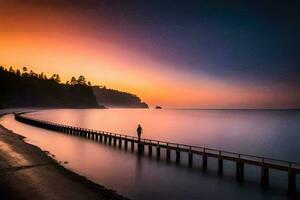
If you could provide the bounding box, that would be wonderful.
[137,124,142,142]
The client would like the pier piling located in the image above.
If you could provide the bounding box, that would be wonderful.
[138,143,144,154]
[109,135,112,145]
[218,158,223,175]
[288,167,296,193]
[113,137,117,146]
[202,153,207,171]
[118,138,122,148]
[131,141,134,151]
[166,146,171,162]
[148,145,152,156]
[236,161,244,182]
[176,149,180,163]
[156,146,161,160]
[261,166,269,188]
[124,139,128,150]
[188,151,193,168]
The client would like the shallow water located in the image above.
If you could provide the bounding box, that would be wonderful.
[1,109,299,199]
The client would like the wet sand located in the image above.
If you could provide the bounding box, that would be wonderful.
[0,114,129,200]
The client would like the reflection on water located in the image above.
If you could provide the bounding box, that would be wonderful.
[1,109,300,200]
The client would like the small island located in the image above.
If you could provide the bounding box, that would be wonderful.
[155,106,162,109]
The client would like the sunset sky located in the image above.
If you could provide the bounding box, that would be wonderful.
[1,0,299,108]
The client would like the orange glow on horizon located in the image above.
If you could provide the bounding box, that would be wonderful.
[1,4,299,109]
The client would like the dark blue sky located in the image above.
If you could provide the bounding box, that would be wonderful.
[96,0,299,86]
[13,0,299,86]
[2,0,300,107]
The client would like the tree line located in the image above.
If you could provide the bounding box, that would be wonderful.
[0,66,99,108]
[0,65,148,109]
[4,66,92,86]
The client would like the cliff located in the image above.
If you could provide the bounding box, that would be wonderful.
[92,86,148,108]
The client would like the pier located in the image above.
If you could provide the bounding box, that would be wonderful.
[14,113,299,193]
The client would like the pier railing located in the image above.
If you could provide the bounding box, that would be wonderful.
[14,113,299,192]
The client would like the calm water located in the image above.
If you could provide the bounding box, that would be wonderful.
[1,109,300,199]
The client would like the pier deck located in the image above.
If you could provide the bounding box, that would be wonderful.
[14,113,299,192]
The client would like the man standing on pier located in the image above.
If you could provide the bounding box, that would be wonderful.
[137,124,142,142]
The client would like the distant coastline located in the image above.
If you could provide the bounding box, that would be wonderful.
[92,86,148,108]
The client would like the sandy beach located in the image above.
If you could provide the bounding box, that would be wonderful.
[0,113,129,200]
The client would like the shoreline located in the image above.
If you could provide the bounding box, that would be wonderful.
[0,114,129,200]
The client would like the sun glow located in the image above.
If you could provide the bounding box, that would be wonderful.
[1,3,298,108]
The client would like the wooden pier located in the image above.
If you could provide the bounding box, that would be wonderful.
[14,113,299,192]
